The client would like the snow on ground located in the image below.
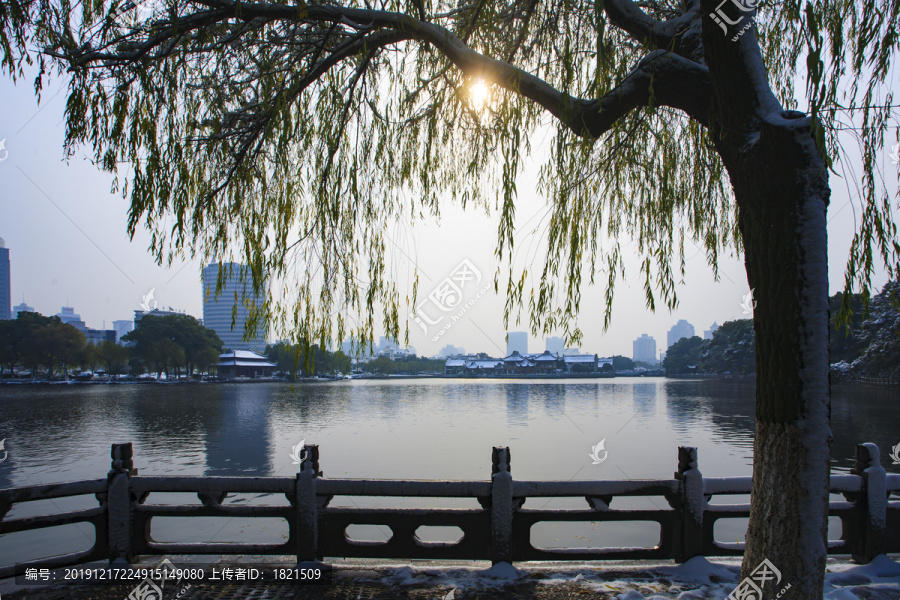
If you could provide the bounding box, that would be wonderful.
[371,555,900,599]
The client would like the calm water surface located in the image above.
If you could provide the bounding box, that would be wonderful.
[1,379,897,565]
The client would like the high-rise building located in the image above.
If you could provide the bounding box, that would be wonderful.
[112,319,134,342]
[633,334,657,364]
[0,238,10,320]
[12,299,34,319]
[202,262,268,351]
[506,331,528,356]
[704,322,720,340]
[545,336,564,354]
[377,336,399,353]
[57,306,86,331]
[667,319,695,348]
[438,344,466,358]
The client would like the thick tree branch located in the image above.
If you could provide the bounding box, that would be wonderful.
[578,50,711,136]
[603,0,701,59]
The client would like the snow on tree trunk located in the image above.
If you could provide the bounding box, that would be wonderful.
[729,113,832,599]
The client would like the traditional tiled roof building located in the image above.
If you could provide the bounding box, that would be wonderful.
[218,350,277,379]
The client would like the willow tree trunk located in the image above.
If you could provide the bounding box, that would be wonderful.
[724,113,832,598]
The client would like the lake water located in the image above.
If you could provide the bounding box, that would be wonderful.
[1,378,898,566]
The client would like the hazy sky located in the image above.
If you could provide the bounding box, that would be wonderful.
[1,71,897,359]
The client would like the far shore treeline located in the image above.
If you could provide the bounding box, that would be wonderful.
[264,341,445,379]
[664,281,899,378]
[0,313,224,380]
[0,313,446,381]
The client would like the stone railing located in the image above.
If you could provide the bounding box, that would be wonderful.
[1,443,898,577]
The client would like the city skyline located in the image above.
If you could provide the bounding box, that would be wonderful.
[0,223,889,358]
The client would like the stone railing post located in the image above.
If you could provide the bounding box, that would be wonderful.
[851,443,886,563]
[107,443,134,563]
[295,444,320,562]
[490,446,513,564]
[674,446,704,562]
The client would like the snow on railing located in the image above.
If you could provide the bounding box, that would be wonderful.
[1,442,898,576]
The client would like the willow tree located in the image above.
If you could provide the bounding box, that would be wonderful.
[3,0,899,595]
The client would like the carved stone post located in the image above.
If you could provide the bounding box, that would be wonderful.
[851,443,886,563]
[295,444,320,562]
[490,446,513,564]
[107,443,134,563]
[674,446,704,562]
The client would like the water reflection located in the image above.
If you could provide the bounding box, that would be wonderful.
[1,380,898,482]
[537,383,566,419]
[505,385,529,427]
[831,384,900,472]
[664,381,712,434]
[128,386,222,472]
[204,386,272,476]
[631,382,659,423]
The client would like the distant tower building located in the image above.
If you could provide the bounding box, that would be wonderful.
[12,299,34,319]
[506,331,528,356]
[112,319,134,342]
[667,319,695,348]
[377,336,400,353]
[633,334,657,364]
[545,336,564,354]
[0,238,10,320]
[439,344,466,358]
[704,322,720,340]
[202,262,268,351]
[57,306,86,331]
